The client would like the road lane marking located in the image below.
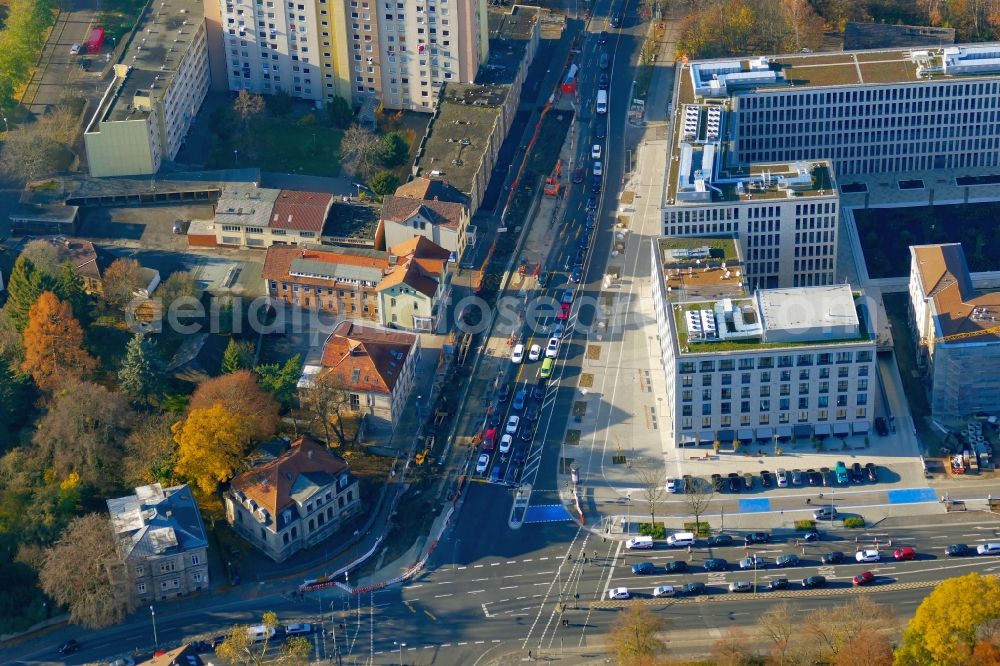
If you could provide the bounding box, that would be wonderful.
[472,578,488,582]
[474,564,484,568]
[491,562,501,566]
[469,589,486,594]
[475,640,485,644]
[539,557,550,560]
[500,585,518,590]
[503,574,524,578]
[434,593,453,598]
[424,609,437,620]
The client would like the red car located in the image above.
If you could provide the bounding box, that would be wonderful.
[482,427,497,451]
[556,303,570,321]
[572,168,585,184]
[853,571,875,586]
[894,547,917,561]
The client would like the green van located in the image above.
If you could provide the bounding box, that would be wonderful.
[540,358,555,379]
[834,461,849,485]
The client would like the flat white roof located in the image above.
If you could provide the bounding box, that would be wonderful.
[757,285,858,334]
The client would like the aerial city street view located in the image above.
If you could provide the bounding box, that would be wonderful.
[2,0,1000,663]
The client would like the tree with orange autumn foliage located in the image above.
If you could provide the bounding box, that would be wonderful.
[172,403,254,493]
[189,370,280,441]
[21,291,98,391]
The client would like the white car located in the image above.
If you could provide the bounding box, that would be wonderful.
[528,343,542,361]
[977,542,1000,555]
[652,585,676,598]
[592,144,602,159]
[499,433,513,454]
[665,477,683,493]
[511,343,525,364]
[608,587,630,600]
[593,161,603,176]
[70,43,82,55]
[776,468,788,487]
[551,323,566,338]
[545,337,560,359]
[285,623,313,635]
[476,453,490,474]
[505,415,520,434]
[855,549,881,563]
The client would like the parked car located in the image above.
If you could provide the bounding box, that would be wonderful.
[760,469,774,487]
[519,423,534,442]
[729,580,753,593]
[541,357,555,378]
[821,551,845,564]
[560,288,575,305]
[853,571,875,586]
[592,144,602,159]
[482,427,496,451]
[498,383,511,402]
[703,558,727,571]
[856,549,881,563]
[488,408,502,428]
[708,534,733,547]
[505,415,520,434]
[285,623,314,636]
[743,472,755,489]
[775,554,800,568]
[532,380,547,400]
[727,472,741,492]
[511,344,525,364]
[652,585,676,598]
[586,196,597,210]
[802,575,827,589]
[593,161,603,176]
[791,469,804,485]
[556,304,570,322]
[665,560,688,573]
[802,530,820,542]
[570,266,583,283]
[683,582,706,596]
[631,561,655,575]
[70,43,82,55]
[739,555,766,570]
[851,462,865,482]
[946,543,972,557]
[594,123,606,140]
[527,344,541,362]
[608,587,630,599]
[977,543,1000,555]
[665,477,683,493]
[835,461,850,484]
[598,72,610,90]
[813,506,838,521]
[747,532,770,544]
[894,547,917,561]
[874,416,889,436]
[512,446,527,465]
[476,454,490,474]
[822,468,837,487]
[490,465,503,483]
[58,640,81,656]
[768,578,789,590]
[711,473,725,492]
[776,468,788,487]
[552,322,566,338]
[865,462,879,481]
[806,469,822,485]
[597,30,608,44]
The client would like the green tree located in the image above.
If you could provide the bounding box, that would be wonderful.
[53,262,90,325]
[118,333,166,404]
[896,573,1000,666]
[221,338,256,374]
[6,255,50,330]
[268,88,294,117]
[256,354,302,410]
[370,170,401,197]
[0,357,32,444]
[379,131,410,168]
[324,96,354,128]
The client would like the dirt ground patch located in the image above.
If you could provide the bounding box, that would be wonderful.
[586,345,601,360]
[579,373,594,388]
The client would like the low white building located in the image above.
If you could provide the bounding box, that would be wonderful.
[651,236,876,447]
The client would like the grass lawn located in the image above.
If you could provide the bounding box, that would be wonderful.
[208,119,344,178]
[854,203,1000,279]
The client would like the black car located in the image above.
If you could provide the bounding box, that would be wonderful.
[760,469,773,487]
[775,553,800,568]
[498,383,511,402]
[683,582,706,596]
[512,447,527,465]
[578,235,590,251]
[586,196,597,210]
[58,640,81,656]
[743,472,755,490]
[519,424,534,441]
[591,178,602,194]
[768,578,789,590]
[666,560,688,573]
[598,30,608,44]
[531,381,546,401]
[727,473,741,492]
[594,124,606,140]
[807,469,823,485]
[573,249,586,267]
[865,462,878,481]
[598,73,610,90]
[631,561,655,575]
[802,529,820,542]
[820,467,835,487]
[488,409,502,427]
[524,402,539,422]
[821,551,845,564]
[703,558,727,571]
[747,532,770,544]
[585,212,597,229]
[710,473,723,491]
[874,416,889,436]
[708,534,734,547]
[851,462,865,482]
[946,543,972,557]
[802,575,827,589]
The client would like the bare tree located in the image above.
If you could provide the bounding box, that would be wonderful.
[757,602,800,665]
[339,124,382,180]
[710,627,758,666]
[233,90,266,128]
[609,606,668,663]
[683,476,714,535]
[802,597,896,663]
[19,239,64,276]
[102,257,145,312]
[300,371,364,448]
[217,611,308,666]
[636,464,667,527]
[0,124,67,183]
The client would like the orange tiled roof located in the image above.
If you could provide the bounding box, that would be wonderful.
[319,321,417,394]
[230,436,349,517]
[912,243,1000,340]
[270,190,334,232]
[262,245,392,288]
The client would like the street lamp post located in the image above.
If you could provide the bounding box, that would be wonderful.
[394,641,406,666]
[233,149,238,165]
[2,117,8,133]
[453,538,461,570]
[150,605,159,648]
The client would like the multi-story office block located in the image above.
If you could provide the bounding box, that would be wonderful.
[651,236,876,446]
[680,45,1000,179]
[84,0,210,176]
[214,0,488,109]
[908,243,1000,419]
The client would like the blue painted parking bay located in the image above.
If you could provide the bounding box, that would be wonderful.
[738,498,772,513]
[523,504,573,524]
[887,487,938,504]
